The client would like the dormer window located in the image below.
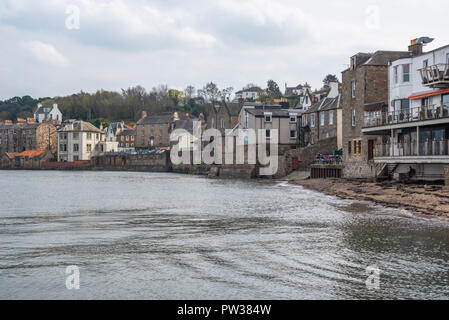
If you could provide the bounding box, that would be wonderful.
[264,112,272,123]
[289,113,297,123]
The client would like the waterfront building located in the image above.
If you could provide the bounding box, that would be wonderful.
[57,120,118,162]
[34,103,63,125]
[300,81,343,150]
[117,128,136,150]
[105,121,126,143]
[0,119,57,157]
[1,150,52,169]
[293,85,314,111]
[341,50,410,178]
[362,38,449,180]
[206,101,242,135]
[239,104,300,147]
[135,112,175,149]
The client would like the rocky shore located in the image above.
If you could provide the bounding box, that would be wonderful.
[290,178,449,219]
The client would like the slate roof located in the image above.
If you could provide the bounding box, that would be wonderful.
[363,51,410,66]
[117,128,136,136]
[136,115,173,125]
[225,102,242,116]
[59,120,103,133]
[303,95,341,114]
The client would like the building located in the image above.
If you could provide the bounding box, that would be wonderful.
[235,87,261,100]
[34,103,63,125]
[105,122,126,142]
[57,120,118,162]
[117,128,136,150]
[240,105,300,147]
[207,102,242,135]
[362,38,449,180]
[285,83,311,96]
[0,119,57,157]
[341,50,410,179]
[135,112,174,149]
[293,86,314,111]
[1,150,52,169]
[300,81,342,149]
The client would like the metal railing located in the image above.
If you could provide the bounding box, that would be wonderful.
[375,140,449,157]
[312,155,343,165]
[418,64,449,87]
[364,104,449,128]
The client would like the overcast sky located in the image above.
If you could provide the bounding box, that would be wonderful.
[1,0,449,100]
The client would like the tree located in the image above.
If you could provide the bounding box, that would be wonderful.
[266,80,282,99]
[323,74,339,87]
[198,82,221,103]
[220,87,234,102]
[184,85,195,102]
[243,83,258,90]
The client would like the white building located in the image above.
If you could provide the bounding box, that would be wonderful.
[57,120,119,162]
[34,103,63,125]
[362,38,449,180]
[235,87,261,100]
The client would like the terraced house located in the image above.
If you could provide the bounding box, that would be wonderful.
[341,49,410,178]
[0,119,57,157]
[362,38,449,181]
[135,112,174,149]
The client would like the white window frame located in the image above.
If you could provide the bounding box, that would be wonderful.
[402,64,410,83]
[310,114,316,127]
[290,130,297,139]
[351,81,356,98]
[264,112,272,123]
[289,113,297,123]
[320,112,325,126]
[329,110,334,125]
[220,117,225,129]
[266,129,271,139]
[351,109,356,127]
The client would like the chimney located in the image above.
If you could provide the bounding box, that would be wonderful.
[141,111,147,119]
[409,38,423,56]
[327,81,339,99]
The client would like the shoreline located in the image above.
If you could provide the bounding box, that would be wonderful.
[289,178,449,220]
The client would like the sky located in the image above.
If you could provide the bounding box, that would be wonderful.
[1,0,449,100]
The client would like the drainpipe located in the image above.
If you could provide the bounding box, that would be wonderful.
[391,128,394,157]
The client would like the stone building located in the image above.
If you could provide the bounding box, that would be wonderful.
[135,112,174,149]
[0,119,58,158]
[341,50,410,178]
[117,128,136,149]
[206,101,242,135]
[300,81,342,149]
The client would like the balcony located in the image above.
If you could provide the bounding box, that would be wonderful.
[419,64,449,88]
[364,104,449,128]
[375,140,449,158]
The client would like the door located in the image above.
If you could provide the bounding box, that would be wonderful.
[292,157,299,170]
[368,140,376,160]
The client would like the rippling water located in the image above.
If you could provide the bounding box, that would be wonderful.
[0,171,448,300]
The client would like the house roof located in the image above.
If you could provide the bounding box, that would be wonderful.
[246,108,292,118]
[303,94,341,114]
[5,150,46,160]
[59,120,103,133]
[173,119,195,133]
[363,50,410,66]
[117,128,136,136]
[34,104,60,115]
[235,87,261,94]
[0,122,40,130]
[136,115,173,125]
[225,102,242,116]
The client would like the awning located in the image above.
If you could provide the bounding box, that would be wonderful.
[409,88,449,100]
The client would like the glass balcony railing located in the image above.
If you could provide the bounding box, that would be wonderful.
[418,64,449,88]
[375,140,449,158]
[364,104,449,128]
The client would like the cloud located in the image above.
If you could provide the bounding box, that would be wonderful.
[20,40,70,67]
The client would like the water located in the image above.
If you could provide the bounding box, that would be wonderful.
[0,171,448,300]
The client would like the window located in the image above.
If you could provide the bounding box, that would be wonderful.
[358,140,362,154]
[320,112,325,126]
[329,110,334,125]
[351,109,356,126]
[73,132,79,140]
[126,143,129,148]
[393,66,398,84]
[266,129,271,139]
[264,112,272,122]
[290,130,297,139]
[131,136,134,141]
[289,113,297,123]
[302,115,307,126]
[100,144,104,152]
[0,138,2,145]
[59,133,64,140]
[211,117,215,129]
[220,117,225,129]
[351,81,356,98]
[63,144,67,152]
[73,144,79,152]
[311,133,315,145]
[87,144,92,152]
[96,133,99,140]
[310,114,316,127]
[87,133,92,140]
[126,136,129,141]
[353,140,357,154]
[403,64,410,82]
[245,111,249,128]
